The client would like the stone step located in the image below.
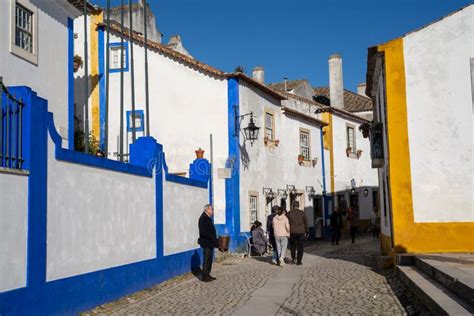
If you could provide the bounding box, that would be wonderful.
[397,265,474,316]
[396,253,415,266]
[415,255,474,306]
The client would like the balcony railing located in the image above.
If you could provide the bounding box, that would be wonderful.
[0,77,25,171]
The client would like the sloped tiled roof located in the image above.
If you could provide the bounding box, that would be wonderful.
[67,0,96,12]
[268,79,308,92]
[313,87,373,113]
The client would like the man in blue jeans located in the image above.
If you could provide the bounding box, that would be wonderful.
[198,204,218,282]
[287,201,309,265]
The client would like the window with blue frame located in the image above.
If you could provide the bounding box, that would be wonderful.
[127,110,144,132]
[109,42,129,72]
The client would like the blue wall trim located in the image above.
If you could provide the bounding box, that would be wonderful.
[226,78,245,251]
[0,90,210,315]
[108,42,129,73]
[67,18,74,150]
[98,27,106,150]
[165,173,208,188]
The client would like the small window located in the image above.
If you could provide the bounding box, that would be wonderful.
[15,4,33,53]
[249,195,258,225]
[126,110,144,132]
[10,0,38,64]
[264,112,274,140]
[299,130,310,160]
[347,126,356,153]
[109,43,129,72]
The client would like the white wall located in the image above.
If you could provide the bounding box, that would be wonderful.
[403,5,474,222]
[239,82,325,232]
[46,136,156,281]
[74,30,229,224]
[0,0,76,145]
[0,173,28,292]
[163,175,208,256]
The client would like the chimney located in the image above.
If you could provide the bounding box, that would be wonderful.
[252,66,265,84]
[357,83,367,97]
[328,54,344,109]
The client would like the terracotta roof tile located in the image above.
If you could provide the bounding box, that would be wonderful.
[268,79,308,92]
[313,86,373,113]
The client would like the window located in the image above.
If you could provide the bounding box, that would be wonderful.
[109,42,129,72]
[299,130,310,160]
[264,112,274,140]
[347,126,356,152]
[10,0,38,64]
[15,4,33,53]
[126,110,144,132]
[249,195,258,225]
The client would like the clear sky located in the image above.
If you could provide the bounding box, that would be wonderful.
[90,0,472,92]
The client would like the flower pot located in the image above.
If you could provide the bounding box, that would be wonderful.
[312,158,318,167]
[274,139,280,147]
[346,148,352,157]
[356,150,363,159]
[218,235,230,252]
[195,148,205,159]
[298,155,305,164]
[264,136,269,145]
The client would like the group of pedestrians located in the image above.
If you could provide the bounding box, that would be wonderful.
[265,201,309,266]
[330,206,380,245]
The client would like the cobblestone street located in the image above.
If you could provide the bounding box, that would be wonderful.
[87,236,406,315]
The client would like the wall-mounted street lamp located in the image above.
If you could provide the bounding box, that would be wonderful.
[263,188,275,200]
[234,105,260,146]
[364,188,369,197]
[350,188,356,195]
[286,185,297,195]
[278,189,288,200]
[305,186,316,200]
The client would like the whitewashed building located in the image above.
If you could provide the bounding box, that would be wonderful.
[365,4,474,256]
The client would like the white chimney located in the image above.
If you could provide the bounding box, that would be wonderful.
[252,66,265,84]
[357,83,367,97]
[329,54,344,109]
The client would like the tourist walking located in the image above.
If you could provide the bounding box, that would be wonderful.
[198,204,218,282]
[287,201,309,265]
[251,221,267,255]
[266,205,279,264]
[370,208,380,239]
[347,206,360,243]
[272,207,290,266]
[330,207,343,245]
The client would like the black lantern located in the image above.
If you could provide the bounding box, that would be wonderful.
[306,186,316,200]
[287,185,297,195]
[278,189,288,200]
[243,115,260,145]
[263,188,275,200]
[234,106,260,146]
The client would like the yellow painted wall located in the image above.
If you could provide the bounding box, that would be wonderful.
[90,12,103,142]
[378,38,474,254]
[322,112,335,194]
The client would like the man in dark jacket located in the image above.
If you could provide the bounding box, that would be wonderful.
[287,201,308,265]
[266,205,279,264]
[198,204,218,282]
[330,207,343,245]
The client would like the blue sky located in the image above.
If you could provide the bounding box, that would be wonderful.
[91,0,472,91]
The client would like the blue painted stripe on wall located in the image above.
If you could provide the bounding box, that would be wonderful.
[165,174,208,188]
[98,27,106,150]
[68,18,74,150]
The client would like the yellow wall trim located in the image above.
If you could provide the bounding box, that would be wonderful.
[90,12,103,142]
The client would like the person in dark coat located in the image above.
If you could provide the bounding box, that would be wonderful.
[266,205,279,264]
[198,204,218,282]
[287,201,309,265]
[330,207,343,245]
[251,221,267,255]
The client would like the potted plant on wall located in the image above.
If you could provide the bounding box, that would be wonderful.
[298,154,305,165]
[356,150,363,159]
[274,139,280,147]
[264,136,269,145]
[359,123,371,138]
[195,147,205,159]
[312,157,318,167]
[73,55,83,73]
[346,147,352,157]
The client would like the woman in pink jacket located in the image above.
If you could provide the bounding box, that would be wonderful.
[272,207,290,266]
